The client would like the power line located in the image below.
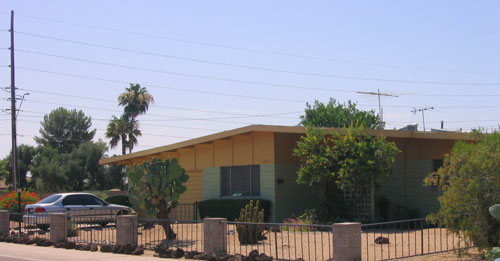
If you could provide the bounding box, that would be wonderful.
[17,48,500,87]
[21,98,301,124]
[20,88,300,119]
[16,66,309,103]
[15,31,500,86]
[13,14,500,76]
[16,49,360,93]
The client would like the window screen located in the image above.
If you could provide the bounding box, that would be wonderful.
[220,165,260,197]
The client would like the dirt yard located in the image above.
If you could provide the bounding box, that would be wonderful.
[13,221,478,261]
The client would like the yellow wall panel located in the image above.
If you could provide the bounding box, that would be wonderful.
[160,151,178,161]
[232,135,253,166]
[178,170,203,204]
[178,148,195,171]
[213,139,232,166]
[252,131,274,164]
[274,133,301,165]
[195,144,213,170]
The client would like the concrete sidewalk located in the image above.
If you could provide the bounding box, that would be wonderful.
[0,243,176,261]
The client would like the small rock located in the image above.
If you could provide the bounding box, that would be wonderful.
[112,244,121,253]
[64,241,76,249]
[100,244,113,253]
[35,238,47,246]
[255,254,272,261]
[123,244,135,255]
[375,236,390,244]
[228,254,244,261]
[41,240,53,247]
[185,251,202,259]
[248,250,259,259]
[131,246,144,255]
[172,248,184,258]
[90,244,98,252]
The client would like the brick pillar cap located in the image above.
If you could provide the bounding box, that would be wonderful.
[0,210,8,213]
[334,222,361,225]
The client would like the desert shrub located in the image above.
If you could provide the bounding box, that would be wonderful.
[235,200,266,244]
[424,131,500,249]
[198,199,271,221]
[105,195,130,207]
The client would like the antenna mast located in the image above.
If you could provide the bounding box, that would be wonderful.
[411,107,434,131]
[357,89,398,126]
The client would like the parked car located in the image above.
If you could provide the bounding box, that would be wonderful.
[23,192,134,227]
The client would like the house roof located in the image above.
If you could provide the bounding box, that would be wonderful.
[99,124,470,165]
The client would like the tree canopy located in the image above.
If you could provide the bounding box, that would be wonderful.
[118,83,154,120]
[424,131,500,249]
[1,145,37,188]
[299,99,383,129]
[30,141,111,192]
[35,107,96,153]
[294,127,399,190]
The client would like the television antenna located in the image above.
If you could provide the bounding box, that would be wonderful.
[357,89,399,126]
[411,107,434,131]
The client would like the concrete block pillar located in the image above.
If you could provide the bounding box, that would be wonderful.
[116,215,138,245]
[203,218,227,254]
[0,210,9,235]
[333,222,361,261]
[50,213,67,242]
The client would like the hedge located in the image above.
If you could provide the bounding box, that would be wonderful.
[105,195,131,207]
[198,199,272,221]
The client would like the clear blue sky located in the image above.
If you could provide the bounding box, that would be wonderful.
[1,1,499,157]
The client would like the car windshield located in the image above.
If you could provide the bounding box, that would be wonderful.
[38,194,62,204]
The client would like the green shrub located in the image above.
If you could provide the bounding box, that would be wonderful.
[105,195,130,207]
[198,199,271,221]
[235,200,265,244]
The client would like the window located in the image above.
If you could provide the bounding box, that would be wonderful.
[81,195,105,206]
[433,159,444,172]
[62,195,84,206]
[38,194,62,204]
[221,165,260,197]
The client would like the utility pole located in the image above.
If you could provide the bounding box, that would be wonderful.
[411,107,434,131]
[9,10,19,190]
[357,89,398,126]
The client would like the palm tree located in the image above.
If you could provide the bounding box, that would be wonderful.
[105,115,129,155]
[118,83,154,120]
[126,117,142,154]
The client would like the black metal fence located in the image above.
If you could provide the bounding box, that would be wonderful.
[138,218,203,252]
[66,209,117,245]
[224,221,333,261]
[173,203,199,221]
[361,218,474,260]
[8,212,50,240]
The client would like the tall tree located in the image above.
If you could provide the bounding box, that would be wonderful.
[30,141,110,192]
[105,115,142,155]
[299,98,383,129]
[118,83,154,120]
[105,115,130,155]
[35,107,96,153]
[293,127,399,219]
[1,145,37,188]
